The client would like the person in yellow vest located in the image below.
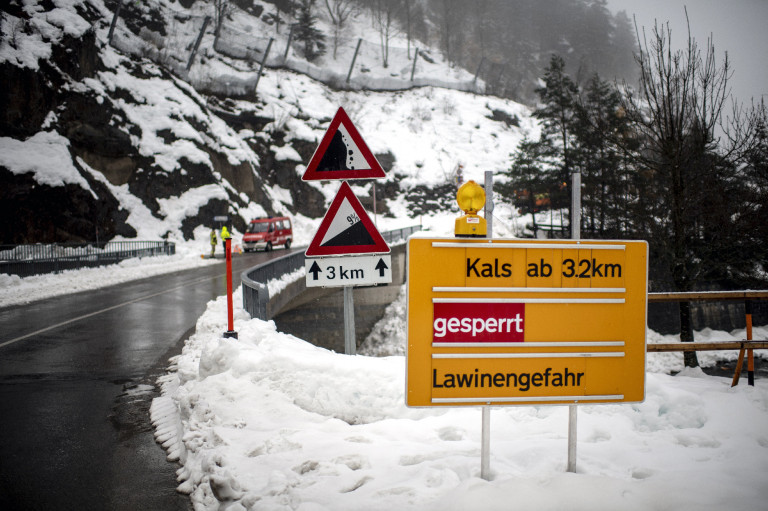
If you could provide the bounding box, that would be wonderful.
[209,228,217,257]
[220,225,230,254]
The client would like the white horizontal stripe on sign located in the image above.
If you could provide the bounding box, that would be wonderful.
[431,395,624,404]
[433,286,626,294]
[432,352,625,359]
[431,242,626,250]
[432,298,625,304]
[432,341,625,348]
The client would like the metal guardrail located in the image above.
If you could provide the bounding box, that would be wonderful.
[242,225,421,320]
[0,241,176,278]
[380,225,422,244]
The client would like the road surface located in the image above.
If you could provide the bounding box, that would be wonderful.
[0,248,299,511]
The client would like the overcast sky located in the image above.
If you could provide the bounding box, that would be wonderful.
[606,0,768,105]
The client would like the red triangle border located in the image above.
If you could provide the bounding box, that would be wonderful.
[305,181,390,256]
[302,107,386,181]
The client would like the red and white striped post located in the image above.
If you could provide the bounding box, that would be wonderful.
[224,237,238,339]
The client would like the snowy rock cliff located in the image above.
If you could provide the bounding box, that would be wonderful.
[1,0,531,245]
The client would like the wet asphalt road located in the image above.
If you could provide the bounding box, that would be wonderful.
[0,248,299,511]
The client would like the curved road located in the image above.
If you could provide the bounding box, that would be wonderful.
[0,248,300,511]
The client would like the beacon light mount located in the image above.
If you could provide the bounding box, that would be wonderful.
[454,180,487,238]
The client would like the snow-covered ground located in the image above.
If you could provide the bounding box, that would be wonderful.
[151,277,768,511]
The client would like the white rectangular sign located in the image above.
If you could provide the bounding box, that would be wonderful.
[305,254,392,287]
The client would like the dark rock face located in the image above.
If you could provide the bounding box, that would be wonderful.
[0,63,57,139]
[0,166,135,244]
[0,1,393,244]
[0,21,139,243]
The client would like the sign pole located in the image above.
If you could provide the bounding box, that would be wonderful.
[224,237,238,339]
[343,286,356,355]
[481,170,494,481]
[568,169,582,473]
[481,406,491,480]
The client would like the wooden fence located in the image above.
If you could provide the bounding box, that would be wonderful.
[647,291,768,386]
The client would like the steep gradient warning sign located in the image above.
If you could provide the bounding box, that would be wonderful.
[305,181,390,256]
[301,107,386,181]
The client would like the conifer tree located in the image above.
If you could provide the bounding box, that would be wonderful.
[295,0,326,62]
[533,55,579,228]
[573,74,629,237]
[499,135,560,238]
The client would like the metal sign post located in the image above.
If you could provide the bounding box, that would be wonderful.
[568,169,581,473]
[481,170,494,481]
[344,286,356,355]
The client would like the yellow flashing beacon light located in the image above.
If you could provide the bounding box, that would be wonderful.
[454,180,487,237]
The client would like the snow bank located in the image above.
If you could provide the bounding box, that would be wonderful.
[154,287,768,511]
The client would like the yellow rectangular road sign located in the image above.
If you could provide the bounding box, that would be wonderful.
[406,238,648,407]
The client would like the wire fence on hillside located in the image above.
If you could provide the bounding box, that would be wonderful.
[105,0,482,96]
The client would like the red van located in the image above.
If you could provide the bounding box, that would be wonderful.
[242,216,293,252]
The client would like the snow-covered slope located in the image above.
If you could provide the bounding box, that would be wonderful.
[151,284,768,511]
[1,0,533,247]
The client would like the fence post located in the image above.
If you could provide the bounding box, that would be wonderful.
[747,300,755,386]
[473,56,485,85]
[283,24,294,63]
[186,16,211,71]
[680,301,698,367]
[734,300,755,387]
[254,38,273,95]
[346,38,362,84]
[410,48,419,82]
[107,0,123,46]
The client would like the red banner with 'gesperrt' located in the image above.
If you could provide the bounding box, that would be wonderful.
[433,302,525,342]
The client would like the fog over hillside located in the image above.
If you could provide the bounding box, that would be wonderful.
[607,0,768,104]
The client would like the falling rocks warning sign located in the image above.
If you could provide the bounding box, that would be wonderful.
[302,107,386,181]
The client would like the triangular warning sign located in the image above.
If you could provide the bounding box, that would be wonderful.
[306,181,390,256]
[302,107,386,181]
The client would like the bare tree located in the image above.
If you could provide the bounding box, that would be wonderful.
[400,0,415,58]
[619,11,756,366]
[324,0,356,60]
[372,0,402,68]
[431,0,461,64]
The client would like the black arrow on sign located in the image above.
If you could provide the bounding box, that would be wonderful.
[375,258,388,277]
[309,261,322,280]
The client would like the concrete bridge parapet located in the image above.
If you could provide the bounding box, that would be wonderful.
[241,225,419,352]
[270,242,407,352]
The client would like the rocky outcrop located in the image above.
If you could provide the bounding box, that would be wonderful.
[0,4,314,243]
[0,166,135,244]
[0,0,393,244]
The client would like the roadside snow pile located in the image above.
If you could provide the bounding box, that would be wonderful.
[154,289,768,511]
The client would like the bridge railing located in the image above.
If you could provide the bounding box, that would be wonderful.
[0,241,176,278]
[242,225,421,320]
